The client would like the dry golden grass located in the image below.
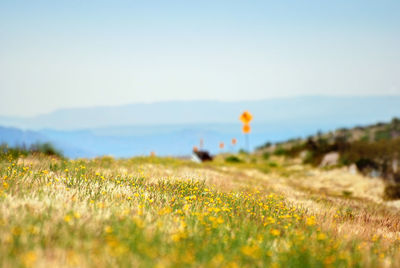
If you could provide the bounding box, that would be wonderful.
[210,157,400,247]
[2,154,400,267]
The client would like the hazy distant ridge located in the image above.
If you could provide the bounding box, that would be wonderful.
[1,96,400,158]
[1,96,400,130]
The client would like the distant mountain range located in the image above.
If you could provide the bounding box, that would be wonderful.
[1,96,400,158]
[2,96,400,130]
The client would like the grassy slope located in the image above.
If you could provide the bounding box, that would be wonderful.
[1,154,400,267]
[258,118,400,153]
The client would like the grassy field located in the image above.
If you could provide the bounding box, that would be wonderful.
[1,153,400,267]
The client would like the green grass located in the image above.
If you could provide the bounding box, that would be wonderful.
[0,154,399,267]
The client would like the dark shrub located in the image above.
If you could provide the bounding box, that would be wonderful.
[375,130,391,141]
[393,173,400,183]
[384,184,400,200]
[30,142,63,157]
[225,155,242,163]
[262,152,270,160]
[355,158,378,172]
[268,161,278,167]
[0,142,63,159]
[273,147,288,156]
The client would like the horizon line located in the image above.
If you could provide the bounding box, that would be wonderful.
[2,93,400,118]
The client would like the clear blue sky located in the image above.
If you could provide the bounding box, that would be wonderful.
[1,0,399,116]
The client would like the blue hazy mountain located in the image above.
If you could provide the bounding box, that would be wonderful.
[1,96,400,130]
[1,96,400,158]
[0,126,46,146]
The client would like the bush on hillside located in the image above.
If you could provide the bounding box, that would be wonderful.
[273,147,288,156]
[225,155,242,163]
[262,152,270,160]
[0,142,63,159]
[384,183,400,200]
[30,142,63,157]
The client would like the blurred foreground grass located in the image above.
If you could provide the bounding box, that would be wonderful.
[1,154,400,267]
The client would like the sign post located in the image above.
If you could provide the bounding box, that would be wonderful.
[239,111,253,152]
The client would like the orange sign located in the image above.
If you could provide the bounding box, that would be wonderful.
[231,138,237,145]
[239,111,253,124]
[219,142,225,149]
[242,124,251,134]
